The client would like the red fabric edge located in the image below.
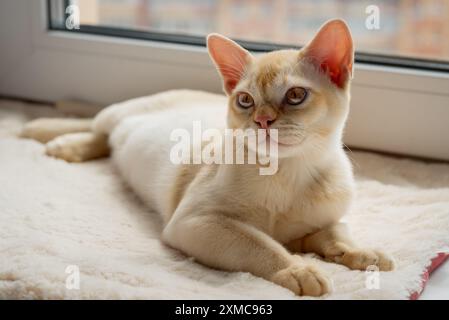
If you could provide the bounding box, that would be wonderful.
[409,252,449,300]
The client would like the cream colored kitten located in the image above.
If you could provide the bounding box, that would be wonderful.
[22,19,394,297]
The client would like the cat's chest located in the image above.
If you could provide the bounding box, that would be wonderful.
[270,195,349,243]
[246,172,353,243]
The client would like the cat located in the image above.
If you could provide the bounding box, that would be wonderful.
[21,19,394,297]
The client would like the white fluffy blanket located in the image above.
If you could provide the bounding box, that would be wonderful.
[0,99,448,299]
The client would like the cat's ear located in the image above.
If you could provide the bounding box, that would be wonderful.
[207,34,252,95]
[303,19,354,88]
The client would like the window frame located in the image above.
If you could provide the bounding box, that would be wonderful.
[1,0,449,161]
[49,19,449,74]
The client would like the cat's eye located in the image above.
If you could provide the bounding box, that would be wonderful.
[285,87,308,106]
[236,92,254,109]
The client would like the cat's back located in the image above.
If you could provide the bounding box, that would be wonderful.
[102,90,227,217]
[93,89,227,135]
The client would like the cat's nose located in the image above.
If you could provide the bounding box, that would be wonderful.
[254,114,276,129]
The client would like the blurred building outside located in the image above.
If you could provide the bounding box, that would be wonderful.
[76,0,449,61]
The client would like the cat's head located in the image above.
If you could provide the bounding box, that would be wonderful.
[207,19,354,158]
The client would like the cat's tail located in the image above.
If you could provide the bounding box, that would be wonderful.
[20,118,110,162]
[21,117,93,143]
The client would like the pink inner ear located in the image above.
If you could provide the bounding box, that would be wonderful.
[224,79,238,93]
[319,52,352,88]
[207,34,251,94]
[304,20,354,88]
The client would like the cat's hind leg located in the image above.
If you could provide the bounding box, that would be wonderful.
[21,118,93,143]
[45,132,110,162]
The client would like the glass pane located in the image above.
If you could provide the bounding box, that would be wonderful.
[73,0,449,62]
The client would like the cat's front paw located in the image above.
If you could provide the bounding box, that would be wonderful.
[271,264,331,297]
[334,248,395,271]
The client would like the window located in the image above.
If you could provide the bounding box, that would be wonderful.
[2,0,448,161]
[49,0,449,72]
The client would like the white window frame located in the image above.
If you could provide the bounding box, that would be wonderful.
[1,0,449,160]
